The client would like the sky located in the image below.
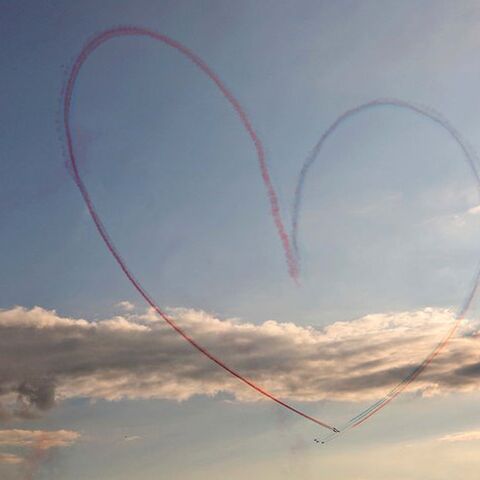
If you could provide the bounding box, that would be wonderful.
[2,0,480,478]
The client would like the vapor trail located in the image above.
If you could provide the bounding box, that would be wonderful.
[63,26,331,432]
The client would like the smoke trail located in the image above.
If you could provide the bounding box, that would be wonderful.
[292,98,480,260]
[302,100,480,442]
[344,259,480,429]
[63,26,330,431]
[63,27,479,440]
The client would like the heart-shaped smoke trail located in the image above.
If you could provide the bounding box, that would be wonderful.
[63,26,480,440]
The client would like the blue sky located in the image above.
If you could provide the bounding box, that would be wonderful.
[2,1,480,478]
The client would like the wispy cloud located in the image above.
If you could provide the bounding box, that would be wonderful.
[0,453,23,465]
[438,429,480,443]
[467,205,480,215]
[0,429,80,479]
[115,301,135,312]
[0,429,79,449]
[0,305,478,419]
[0,428,80,477]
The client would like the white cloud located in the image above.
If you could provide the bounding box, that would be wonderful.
[116,301,135,312]
[424,197,480,239]
[438,429,480,443]
[0,305,478,419]
[467,205,480,215]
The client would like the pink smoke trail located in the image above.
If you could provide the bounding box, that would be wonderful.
[63,26,332,432]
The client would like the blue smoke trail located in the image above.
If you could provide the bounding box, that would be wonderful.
[292,98,480,262]
[295,99,480,443]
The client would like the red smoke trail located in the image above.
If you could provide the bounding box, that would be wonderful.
[63,26,331,431]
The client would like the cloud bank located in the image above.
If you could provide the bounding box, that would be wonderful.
[0,305,478,420]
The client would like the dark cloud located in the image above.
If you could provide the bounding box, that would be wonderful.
[454,362,480,378]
